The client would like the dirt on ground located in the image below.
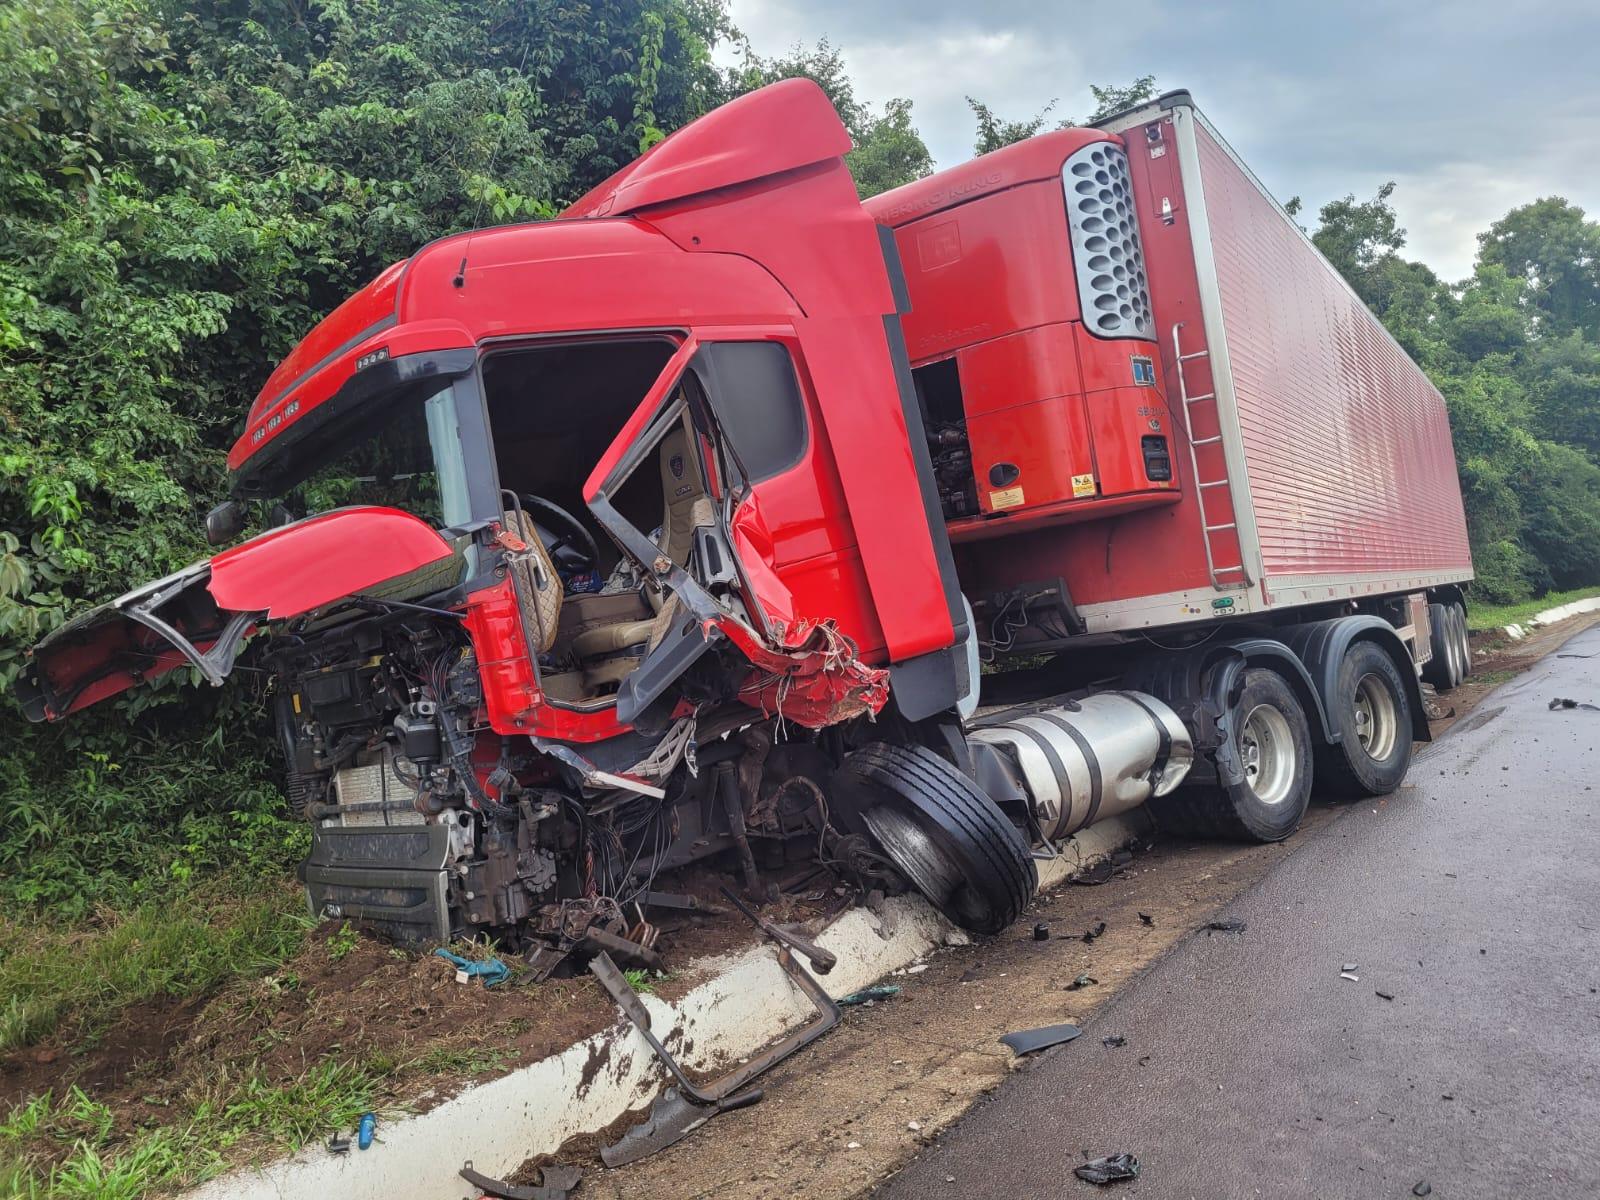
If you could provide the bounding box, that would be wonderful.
[3,612,1590,1193]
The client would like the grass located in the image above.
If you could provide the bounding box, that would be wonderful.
[0,880,310,1056]
[0,1058,384,1199]
[1468,585,1600,632]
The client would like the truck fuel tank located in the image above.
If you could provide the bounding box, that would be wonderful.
[969,692,1192,841]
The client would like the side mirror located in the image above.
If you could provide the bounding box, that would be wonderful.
[205,499,247,546]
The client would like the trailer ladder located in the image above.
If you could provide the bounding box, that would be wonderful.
[1171,322,1251,591]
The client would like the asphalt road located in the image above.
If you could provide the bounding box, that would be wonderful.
[880,627,1600,1199]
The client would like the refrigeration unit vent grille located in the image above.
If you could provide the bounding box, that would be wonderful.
[1062,142,1154,340]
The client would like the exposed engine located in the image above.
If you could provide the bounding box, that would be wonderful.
[264,602,860,973]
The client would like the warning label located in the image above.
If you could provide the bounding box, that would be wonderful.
[1071,473,1097,498]
[989,486,1025,511]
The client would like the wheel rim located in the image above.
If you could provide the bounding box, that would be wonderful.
[1352,672,1399,762]
[1453,610,1471,679]
[1239,703,1297,805]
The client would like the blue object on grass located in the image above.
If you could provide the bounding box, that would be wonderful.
[433,948,511,987]
[357,1112,376,1150]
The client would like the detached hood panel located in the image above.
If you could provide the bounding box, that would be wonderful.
[15,507,458,722]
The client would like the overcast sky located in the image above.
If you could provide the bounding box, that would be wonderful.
[720,0,1600,281]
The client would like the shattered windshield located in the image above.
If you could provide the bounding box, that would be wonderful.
[268,385,473,529]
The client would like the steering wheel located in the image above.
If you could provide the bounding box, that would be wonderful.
[517,495,601,572]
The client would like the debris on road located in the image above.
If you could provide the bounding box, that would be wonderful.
[1341,962,1359,972]
[1376,989,1396,1001]
[1102,1035,1127,1048]
[1074,1153,1140,1185]
[1413,1182,1432,1196]
[460,1161,581,1200]
[1000,1023,1083,1055]
[326,1134,351,1155]
[1548,696,1600,711]
[357,1112,376,1150]
[1138,912,1154,926]
[839,985,900,1006]
[1082,921,1107,943]
[1340,972,1359,982]
[1033,922,1051,941]
[434,948,511,988]
[1204,919,1247,934]
[1066,973,1097,991]
[959,964,985,983]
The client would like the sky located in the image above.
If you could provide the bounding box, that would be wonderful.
[719,0,1600,282]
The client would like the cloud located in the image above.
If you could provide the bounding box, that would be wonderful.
[723,0,1600,280]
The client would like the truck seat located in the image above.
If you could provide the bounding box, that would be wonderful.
[571,423,713,662]
[502,507,563,653]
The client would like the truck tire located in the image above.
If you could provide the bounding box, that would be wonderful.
[1421,601,1456,691]
[1449,603,1471,683]
[1152,668,1312,842]
[835,742,1036,935]
[1315,639,1414,798]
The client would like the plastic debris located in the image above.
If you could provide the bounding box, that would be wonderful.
[1341,962,1359,972]
[1549,697,1600,711]
[1069,859,1116,886]
[357,1112,376,1150]
[1074,1153,1140,1185]
[1066,973,1097,991]
[1033,922,1051,941]
[327,1134,351,1155]
[433,948,511,987]
[1376,989,1396,1001]
[1082,921,1107,943]
[1205,919,1246,934]
[1413,1182,1432,1196]
[1102,1035,1127,1048]
[907,1120,921,1132]
[1138,912,1154,927]
[1340,972,1360,982]
[839,984,900,1006]
[1000,1023,1083,1055]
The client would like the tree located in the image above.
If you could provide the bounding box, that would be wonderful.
[1478,198,1600,337]
[1310,182,1407,310]
[968,76,1160,156]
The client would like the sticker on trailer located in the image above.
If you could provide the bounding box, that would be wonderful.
[1071,473,1097,498]
[990,486,1025,510]
[1131,356,1156,386]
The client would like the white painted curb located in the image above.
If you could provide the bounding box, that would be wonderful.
[1502,594,1600,639]
[185,810,1151,1200]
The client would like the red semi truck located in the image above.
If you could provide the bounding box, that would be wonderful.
[17,82,1472,954]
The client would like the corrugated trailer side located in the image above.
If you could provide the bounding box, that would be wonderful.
[1104,95,1472,617]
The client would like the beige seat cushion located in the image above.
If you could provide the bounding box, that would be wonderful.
[503,508,562,654]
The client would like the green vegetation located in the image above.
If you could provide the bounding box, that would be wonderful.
[0,882,308,1054]
[1465,585,1600,632]
[0,0,1596,1188]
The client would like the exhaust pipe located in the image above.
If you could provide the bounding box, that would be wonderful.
[969,692,1193,842]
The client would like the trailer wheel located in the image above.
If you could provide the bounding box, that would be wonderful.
[1153,668,1312,842]
[1449,603,1471,683]
[834,742,1036,935]
[1421,602,1457,691]
[1316,640,1414,798]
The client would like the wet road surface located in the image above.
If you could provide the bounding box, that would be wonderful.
[880,626,1600,1199]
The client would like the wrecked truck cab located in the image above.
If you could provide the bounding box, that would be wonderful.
[19,78,1029,956]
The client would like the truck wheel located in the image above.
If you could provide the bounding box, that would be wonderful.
[1316,640,1414,798]
[1152,668,1312,843]
[835,742,1036,935]
[1421,601,1456,691]
[1449,603,1471,682]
